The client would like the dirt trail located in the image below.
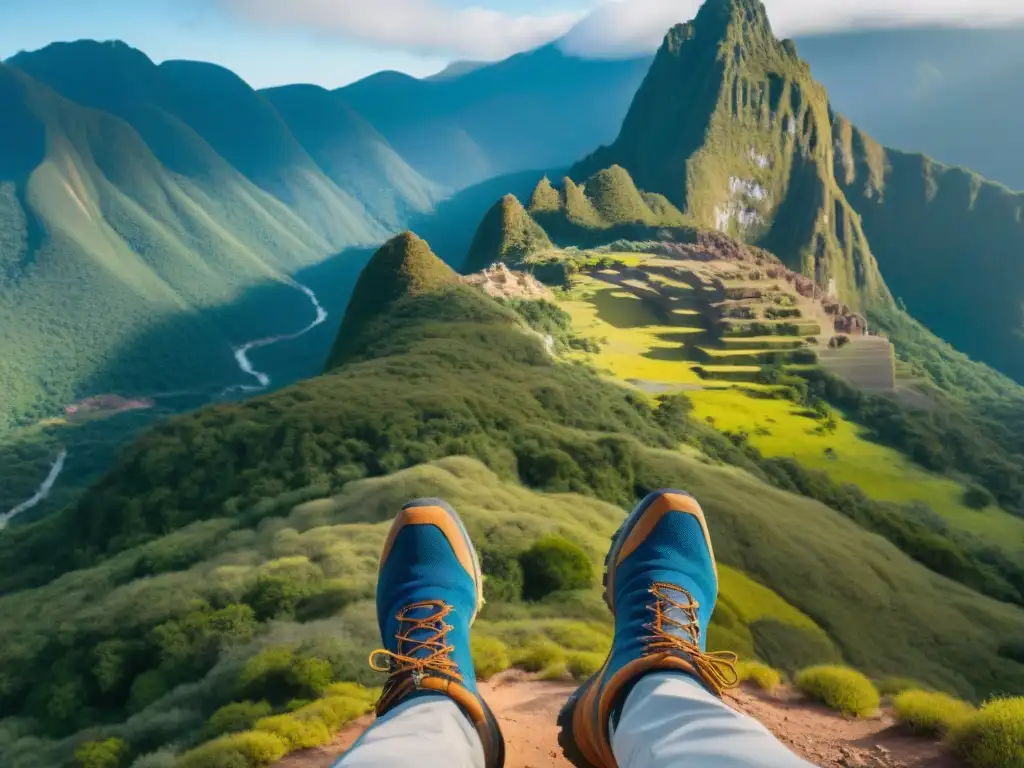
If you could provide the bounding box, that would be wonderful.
[276,676,962,768]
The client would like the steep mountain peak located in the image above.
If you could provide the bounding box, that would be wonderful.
[528,176,561,214]
[328,232,458,366]
[465,194,553,272]
[571,0,887,308]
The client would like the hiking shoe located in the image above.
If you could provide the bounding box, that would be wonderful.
[369,498,505,768]
[559,489,738,768]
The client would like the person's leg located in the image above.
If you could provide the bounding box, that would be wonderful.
[611,672,813,767]
[334,695,484,768]
[559,489,809,768]
[334,498,504,768]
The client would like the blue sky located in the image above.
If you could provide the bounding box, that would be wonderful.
[3,0,1023,89]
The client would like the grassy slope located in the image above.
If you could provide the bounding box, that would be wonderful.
[554,269,1024,553]
[0,458,828,766]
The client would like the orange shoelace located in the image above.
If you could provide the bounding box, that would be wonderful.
[644,582,739,695]
[369,601,462,687]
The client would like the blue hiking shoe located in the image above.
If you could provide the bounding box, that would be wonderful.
[369,498,505,768]
[558,490,738,768]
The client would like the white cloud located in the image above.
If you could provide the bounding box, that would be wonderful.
[217,0,587,60]
[561,0,1024,58]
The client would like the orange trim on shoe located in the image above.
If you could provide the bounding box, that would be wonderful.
[609,493,717,609]
[379,506,478,580]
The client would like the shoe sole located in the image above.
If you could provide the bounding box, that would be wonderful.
[558,489,695,768]
[402,497,485,624]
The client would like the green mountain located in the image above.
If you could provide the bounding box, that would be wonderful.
[465,194,554,272]
[2,230,1022,766]
[799,27,1024,192]
[465,168,691,271]
[833,121,1024,383]
[0,41,447,435]
[569,0,1024,381]
[326,232,459,367]
[572,0,889,310]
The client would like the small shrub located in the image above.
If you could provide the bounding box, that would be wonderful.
[877,677,929,697]
[540,661,569,681]
[737,661,782,693]
[951,698,1024,768]
[74,738,131,768]
[255,714,331,750]
[294,695,372,732]
[323,682,376,703]
[545,622,611,654]
[513,640,566,673]
[472,635,511,680]
[893,690,974,735]
[128,748,177,768]
[795,666,880,718]
[480,547,524,603]
[567,652,604,681]
[203,701,272,740]
[963,485,995,510]
[519,537,594,601]
[176,731,288,768]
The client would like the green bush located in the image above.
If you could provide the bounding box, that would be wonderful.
[294,694,373,732]
[176,731,288,768]
[893,690,974,735]
[480,547,524,603]
[877,676,929,697]
[513,640,567,673]
[567,652,604,682]
[203,701,272,740]
[519,537,594,601]
[737,661,782,693]
[472,635,511,680]
[254,714,331,750]
[963,485,995,510]
[74,738,131,768]
[795,666,880,717]
[951,698,1024,768]
[540,661,569,681]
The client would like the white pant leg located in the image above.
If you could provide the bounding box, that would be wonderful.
[334,694,485,768]
[611,672,815,768]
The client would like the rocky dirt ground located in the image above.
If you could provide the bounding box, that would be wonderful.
[276,674,962,768]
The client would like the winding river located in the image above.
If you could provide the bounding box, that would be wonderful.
[232,281,329,389]
[1,449,67,530]
[2,281,329,528]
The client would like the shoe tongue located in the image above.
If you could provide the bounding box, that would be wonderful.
[398,601,449,659]
[655,585,701,644]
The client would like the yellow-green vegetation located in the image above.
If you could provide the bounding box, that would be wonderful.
[567,652,605,682]
[736,660,783,693]
[73,738,131,768]
[471,635,512,680]
[176,731,289,768]
[950,698,1024,768]
[877,677,930,697]
[688,389,1024,552]
[893,690,975,735]
[179,686,376,767]
[795,666,881,717]
[512,639,568,673]
[560,279,704,386]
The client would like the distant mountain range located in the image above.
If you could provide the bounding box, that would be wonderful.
[3,20,1024,436]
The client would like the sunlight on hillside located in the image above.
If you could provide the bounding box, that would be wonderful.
[559,277,704,386]
[690,390,1024,552]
